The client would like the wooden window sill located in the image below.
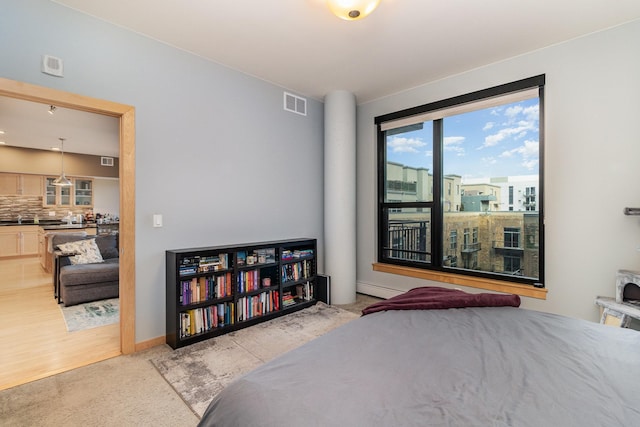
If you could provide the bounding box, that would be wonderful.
[372,263,547,300]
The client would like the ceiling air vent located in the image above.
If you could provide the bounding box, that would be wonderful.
[41,55,64,77]
[284,92,307,116]
[101,156,114,167]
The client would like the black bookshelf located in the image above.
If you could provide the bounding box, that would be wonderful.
[166,238,317,349]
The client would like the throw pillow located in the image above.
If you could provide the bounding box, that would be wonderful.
[95,234,119,259]
[57,238,104,265]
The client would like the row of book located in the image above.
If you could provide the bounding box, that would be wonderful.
[237,290,279,321]
[198,253,229,273]
[179,302,234,338]
[281,259,313,283]
[179,273,232,306]
[288,281,314,303]
[237,269,261,294]
[178,284,313,339]
[281,248,314,261]
[179,253,229,276]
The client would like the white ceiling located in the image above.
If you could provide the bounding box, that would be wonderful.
[53,0,640,103]
[0,96,119,157]
[4,0,640,157]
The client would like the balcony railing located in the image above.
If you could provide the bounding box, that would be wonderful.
[385,221,430,262]
[461,241,481,253]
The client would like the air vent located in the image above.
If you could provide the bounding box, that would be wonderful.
[101,156,114,167]
[41,55,64,77]
[284,92,307,116]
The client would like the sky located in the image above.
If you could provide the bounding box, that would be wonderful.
[386,98,540,180]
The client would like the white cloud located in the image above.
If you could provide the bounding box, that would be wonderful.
[483,122,495,131]
[504,105,523,119]
[523,104,539,121]
[444,136,465,156]
[499,139,539,170]
[444,136,465,145]
[481,120,536,148]
[388,136,427,153]
[481,156,497,165]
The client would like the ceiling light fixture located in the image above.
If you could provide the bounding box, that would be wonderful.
[327,0,380,20]
[52,137,73,187]
[48,105,57,115]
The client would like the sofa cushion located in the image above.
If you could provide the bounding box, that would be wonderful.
[57,238,104,265]
[95,234,119,259]
[50,232,88,253]
[60,261,119,287]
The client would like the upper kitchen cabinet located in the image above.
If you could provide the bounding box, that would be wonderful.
[44,177,70,207]
[0,173,43,196]
[74,179,93,207]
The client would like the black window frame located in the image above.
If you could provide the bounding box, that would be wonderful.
[375,75,545,288]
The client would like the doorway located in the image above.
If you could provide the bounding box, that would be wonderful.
[0,78,135,367]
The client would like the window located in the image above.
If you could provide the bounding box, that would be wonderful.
[504,227,520,248]
[376,76,544,288]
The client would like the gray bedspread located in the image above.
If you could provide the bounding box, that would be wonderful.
[199,307,640,426]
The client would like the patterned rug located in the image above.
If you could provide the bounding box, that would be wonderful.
[150,302,359,417]
[59,298,119,332]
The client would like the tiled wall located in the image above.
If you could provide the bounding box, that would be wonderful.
[0,195,89,222]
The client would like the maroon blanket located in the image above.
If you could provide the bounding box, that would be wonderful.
[362,286,521,316]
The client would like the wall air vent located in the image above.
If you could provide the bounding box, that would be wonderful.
[101,156,115,167]
[284,92,307,116]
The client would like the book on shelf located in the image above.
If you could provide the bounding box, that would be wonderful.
[237,269,260,294]
[236,251,246,266]
[237,289,279,321]
[179,301,237,339]
[282,291,296,307]
[281,259,313,283]
[198,253,228,273]
[179,272,233,306]
[281,248,314,261]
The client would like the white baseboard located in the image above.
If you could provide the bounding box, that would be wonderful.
[356,281,403,300]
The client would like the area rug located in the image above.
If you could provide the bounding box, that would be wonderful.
[59,298,119,332]
[150,302,359,417]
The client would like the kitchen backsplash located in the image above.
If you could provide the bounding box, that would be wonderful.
[0,195,89,222]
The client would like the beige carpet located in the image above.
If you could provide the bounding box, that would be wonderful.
[151,302,359,417]
[0,295,378,426]
[0,347,200,427]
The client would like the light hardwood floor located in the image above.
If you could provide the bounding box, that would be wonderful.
[0,257,120,390]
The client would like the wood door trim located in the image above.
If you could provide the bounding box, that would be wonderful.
[0,77,136,354]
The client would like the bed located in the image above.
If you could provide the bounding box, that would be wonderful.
[198,287,640,426]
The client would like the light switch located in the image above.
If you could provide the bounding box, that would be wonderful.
[153,214,163,228]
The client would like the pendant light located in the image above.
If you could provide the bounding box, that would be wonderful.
[52,137,73,186]
[327,0,381,20]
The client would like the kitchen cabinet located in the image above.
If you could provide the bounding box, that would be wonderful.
[0,226,39,258]
[74,179,93,207]
[0,173,42,196]
[44,176,71,206]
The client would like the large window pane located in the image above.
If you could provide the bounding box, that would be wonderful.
[385,122,433,203]
[442,97,540,281]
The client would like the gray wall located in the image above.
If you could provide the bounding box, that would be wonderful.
[357,19,640,322]
[1,0,324,342]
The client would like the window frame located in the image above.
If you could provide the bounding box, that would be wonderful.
[374,75,545,293]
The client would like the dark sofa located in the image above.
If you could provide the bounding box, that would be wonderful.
[52,233,119,307]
